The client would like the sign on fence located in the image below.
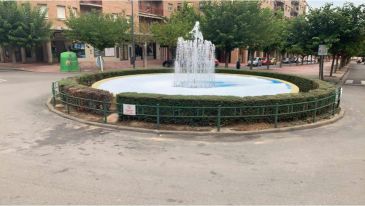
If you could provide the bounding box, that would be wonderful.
[318,45,328,56]
[123,104,136,116]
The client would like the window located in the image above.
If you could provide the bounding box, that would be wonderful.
[38,4,48,19]
[57,6,66,20]
[177,3,182,11]
[72,7,78,17]
[168,3,173,12]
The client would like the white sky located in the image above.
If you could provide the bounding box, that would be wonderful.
[307,0,364,9]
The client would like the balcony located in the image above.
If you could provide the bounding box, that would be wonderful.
[274,0,284,11]
[80,0,102,8]
[291,0,299,6]
[138,1,163,18]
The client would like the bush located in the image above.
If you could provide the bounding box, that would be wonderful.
[56,68,338,125]
[58,78,112,114]
[114,69,337,125]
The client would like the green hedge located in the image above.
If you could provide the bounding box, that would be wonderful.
[58,78,113,114]
[77,68,173,86]
[56,68,338,125]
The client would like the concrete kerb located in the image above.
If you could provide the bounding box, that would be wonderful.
[46,97,345,137]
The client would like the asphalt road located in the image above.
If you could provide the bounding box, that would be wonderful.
[0,66,364,204]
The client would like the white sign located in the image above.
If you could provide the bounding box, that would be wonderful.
[318,45,328,56]
[104,48,115,57]
[123,104,136,116]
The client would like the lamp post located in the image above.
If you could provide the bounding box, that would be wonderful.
[131,0,136,68]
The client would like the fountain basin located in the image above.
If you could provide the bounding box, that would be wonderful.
[92,73,299,97]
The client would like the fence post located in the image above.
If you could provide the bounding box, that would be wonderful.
[274,103,279,128]
[313,98,318,122]
[332,92,336,116]
[66,95,70,114]
[156,104,160,130]
[216,105,221,132]
[51,82,56,107]
[103,99,107,123]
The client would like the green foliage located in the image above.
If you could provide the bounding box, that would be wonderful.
[58,78,113,114]
[77,68,172,86]
[115,69,336,125]
[0,2,51,48]
[58,68,337,125]
[150,3,200,48]
[65,11,129,51]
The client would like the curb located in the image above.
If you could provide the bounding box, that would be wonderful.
[46,97,345,136]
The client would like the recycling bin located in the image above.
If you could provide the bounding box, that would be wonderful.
[60,51,79,72]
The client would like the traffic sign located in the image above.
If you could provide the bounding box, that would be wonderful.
[318,45,328,56]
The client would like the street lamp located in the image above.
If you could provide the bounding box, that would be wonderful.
[131,0,136,68]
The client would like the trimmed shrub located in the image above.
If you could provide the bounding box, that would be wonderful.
[58,78,112,114]
[56,68,338,125]
[77,68,173,86]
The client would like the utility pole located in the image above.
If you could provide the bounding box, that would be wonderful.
[131,0,136,68]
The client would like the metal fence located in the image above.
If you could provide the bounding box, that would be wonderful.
[52,82,342,131]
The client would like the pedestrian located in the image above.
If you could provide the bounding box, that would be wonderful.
[236,58,241,69]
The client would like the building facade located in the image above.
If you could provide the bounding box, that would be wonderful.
[2,0,196,64]
[2,0,306,65]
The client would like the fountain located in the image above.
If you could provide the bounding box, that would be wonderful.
[91,23,299,97]
[173,22,216,88]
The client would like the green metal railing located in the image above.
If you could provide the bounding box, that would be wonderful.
[52,82,342,132]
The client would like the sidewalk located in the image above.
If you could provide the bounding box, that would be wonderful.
[0,59,163,73]
[0,59,349,83]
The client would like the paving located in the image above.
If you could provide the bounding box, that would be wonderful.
[344,63,365,86]
[0,63,364,204]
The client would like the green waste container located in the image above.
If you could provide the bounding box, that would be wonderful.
[60,51,80,72]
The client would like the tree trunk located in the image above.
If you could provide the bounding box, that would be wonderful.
[266,52,270,70]
[143,42,147,68]
[249,50,254,70]
[319,56,324,80]
[334,55,339,73]
[279,53,283,68]
[330,54,335,77]
[10,47,16,63]
[21,47,26,64]
[0,47,4,63]
[224,50,229,68]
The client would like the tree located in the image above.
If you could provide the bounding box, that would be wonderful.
[261,10,287,69]
[0,2,51,63]
[151,3,200,60]
[201,1,258,68]
[65,11,129,71]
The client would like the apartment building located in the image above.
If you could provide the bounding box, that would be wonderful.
[4,0,196,64]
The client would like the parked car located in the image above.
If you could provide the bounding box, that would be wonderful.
[261,58,271,65]
[262,57,277,65]
[215,59,219,67]
[247,57,262,67]
[282,57,296,64]
[271,58,277,65]
[282,57,290,64]
[162,59,174,67]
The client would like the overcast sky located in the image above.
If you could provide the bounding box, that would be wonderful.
[307,0,364,9]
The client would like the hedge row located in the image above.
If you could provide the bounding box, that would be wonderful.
[56,68,338,125]
[116,80,336,125]
[58,78,113,114]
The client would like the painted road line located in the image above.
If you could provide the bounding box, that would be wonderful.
[361,81,365,85]
[345,79,354,84]
[0,79,6,83]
